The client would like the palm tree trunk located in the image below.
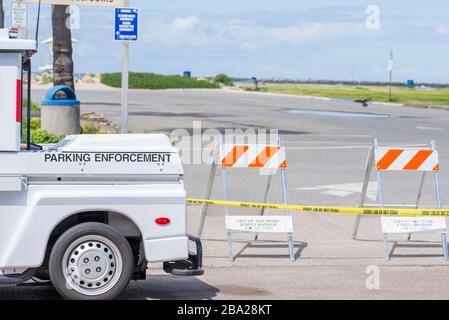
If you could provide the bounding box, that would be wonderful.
[0,0,5,29]
[52,5,74,90]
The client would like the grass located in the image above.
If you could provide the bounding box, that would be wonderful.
[101,72,220,90]
[249,84,449,107]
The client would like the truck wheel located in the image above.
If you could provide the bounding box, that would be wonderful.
[49,222,133,300]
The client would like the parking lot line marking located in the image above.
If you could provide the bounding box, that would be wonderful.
[296,182,378,200]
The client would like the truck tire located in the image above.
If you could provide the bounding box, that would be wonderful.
[49,222,134,300]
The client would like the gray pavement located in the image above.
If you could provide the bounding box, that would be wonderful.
[2,87,448,299]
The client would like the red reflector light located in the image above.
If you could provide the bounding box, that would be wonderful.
[155,217,171,225]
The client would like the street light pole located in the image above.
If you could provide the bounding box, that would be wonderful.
[388,71,392,102]
[388,49,394,102]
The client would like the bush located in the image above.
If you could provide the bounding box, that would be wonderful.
[22,99,41,112]
[30,118,41,130]
[214,74,234,86]
[21,118,42,143]
[21,118,64,144]
[81,122,102,134]
[31,129,64,144]
[101,72,220,89]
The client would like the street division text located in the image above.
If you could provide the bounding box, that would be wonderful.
[44,153,171,163]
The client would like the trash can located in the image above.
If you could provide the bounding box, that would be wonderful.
[251,77,258,90]
[41,85,81,135]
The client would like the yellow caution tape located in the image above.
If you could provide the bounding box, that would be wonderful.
[187,198,449,217]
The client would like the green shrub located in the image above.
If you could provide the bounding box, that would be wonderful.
[81,122,102,134]
[30,118,41,130]
[23,117,63,144]
[101,72,220,90]
[31,100,41,111]
[214,74,234,86]
[22,99,41,111]
[31,129,64,144]
[21,118,42,141]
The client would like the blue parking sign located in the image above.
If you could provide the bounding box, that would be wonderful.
[115,8,139,41]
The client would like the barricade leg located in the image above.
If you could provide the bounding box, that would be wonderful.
[432,140,447,262]
[287,235,295,261]
[352,146,374,240]
[432,142,443,210]
[222,168,234,262]
[281,169,295,262]
[226,234,233,262]
[441,233,449,262]
[383,234,390,261]
[352,215,362,240]
[197,161,218,237]
[376,142,391,262]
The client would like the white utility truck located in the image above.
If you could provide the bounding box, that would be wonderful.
[0,30,203,300]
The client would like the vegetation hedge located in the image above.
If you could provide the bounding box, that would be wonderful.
[101,72,220,89]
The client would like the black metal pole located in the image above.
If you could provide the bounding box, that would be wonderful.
[35,0,42,49]
[0,1,4,29]
[27,60,31,150]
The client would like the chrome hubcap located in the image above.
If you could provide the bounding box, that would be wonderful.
[62,235,123,296]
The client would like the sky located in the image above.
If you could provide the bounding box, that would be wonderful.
[3,0,449,83]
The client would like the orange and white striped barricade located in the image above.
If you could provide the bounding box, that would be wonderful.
[352,139,448,262]
[197,138,295,262]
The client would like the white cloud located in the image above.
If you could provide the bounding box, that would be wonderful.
[142,16,371,49]
[435,25,449,35]
[143,15,230,47]
[172,16,200,30]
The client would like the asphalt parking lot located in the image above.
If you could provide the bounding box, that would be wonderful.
[2,87,448,300]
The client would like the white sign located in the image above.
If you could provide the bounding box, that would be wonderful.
[12,0,27,28]
[23,0,126,7]
[226,216,294,233]
[382,217,447,234]
[11,0,28,39]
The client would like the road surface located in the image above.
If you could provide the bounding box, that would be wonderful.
[2,87,448,300]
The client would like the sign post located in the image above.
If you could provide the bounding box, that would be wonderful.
[121,41,129,134]
[114,5,138,134]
